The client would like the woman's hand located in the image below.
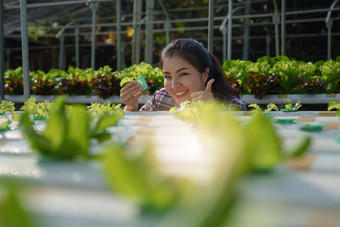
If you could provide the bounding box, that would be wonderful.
[191,79,215,102]
[120,81,142,111]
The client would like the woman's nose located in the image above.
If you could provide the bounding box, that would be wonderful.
[172,78,181,88]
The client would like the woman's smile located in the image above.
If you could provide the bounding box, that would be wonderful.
[174,90,187,97]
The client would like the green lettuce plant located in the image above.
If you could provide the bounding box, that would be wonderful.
[166,102,311,226]
[101,143,185,211]
[328,101,340,116]
[117,62,164,94]
[0,182,36,227]
[88,101,125,120]
[19,97,120,159]
[0,100,15,115]
[282,98,302,112]
[0,120,11,132]
[20,98,51,120]
[248,103,278,112]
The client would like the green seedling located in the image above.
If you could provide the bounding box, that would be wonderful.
[328,101,340,116]
[282,98,302,112]
[20,98,51,120]
[0,100,15,115]
[0,120,11,132]
[248,103,278,112]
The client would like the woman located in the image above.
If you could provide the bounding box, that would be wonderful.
[120,38,246,111]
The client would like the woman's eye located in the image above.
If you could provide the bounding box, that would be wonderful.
[179,73,188,77]
[164,75,171,79]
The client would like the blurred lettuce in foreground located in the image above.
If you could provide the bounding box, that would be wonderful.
[19,97,121,159]
[100,143,188,212]
[0,180,37,227]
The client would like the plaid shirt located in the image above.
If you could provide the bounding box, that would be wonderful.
[139,88,246,111]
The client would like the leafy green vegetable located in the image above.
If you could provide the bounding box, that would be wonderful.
[19,97,120,159]
[101,143,183,211]
[0,120,11,132]
[328,101,340,116]
[242,112,282,171]
[117,62,164,94]
[266,103,279,112]
[20,98,51,120]
[283,98,302,112]
[88,101,125,120]
[0,100,15,114]
[248,103,278,112]
[248,103,261,111]
[0,183,35,227]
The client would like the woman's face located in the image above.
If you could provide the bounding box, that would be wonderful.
[162,56,208,105]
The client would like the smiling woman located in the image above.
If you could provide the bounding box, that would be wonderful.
[120,38,246,111]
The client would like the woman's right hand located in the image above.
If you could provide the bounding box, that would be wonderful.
[120,81,143,111]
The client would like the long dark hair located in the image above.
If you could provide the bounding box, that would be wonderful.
[159,38,238,101]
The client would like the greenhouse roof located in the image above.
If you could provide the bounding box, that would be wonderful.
[3,0,101,35]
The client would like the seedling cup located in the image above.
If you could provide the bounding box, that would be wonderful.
[299,123,326,132]
[275,118,295,124]
[136,76,150,95]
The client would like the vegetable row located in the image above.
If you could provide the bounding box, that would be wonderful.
[4,56,340,98]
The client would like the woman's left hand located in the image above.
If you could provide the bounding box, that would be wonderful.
[191,79,215,102]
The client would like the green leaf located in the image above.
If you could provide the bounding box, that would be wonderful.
[0,120,11,130]
[19,112,52,154]
[101,143,179,210]
[0,185,34,227]
[41,97,68,155]
[266,103,279,112]
[120,77,133,87]
[61,105,90,157]
[248,104,261,111]
[328,101,340,111]
[243,112,282,171]
[285,137,311,158]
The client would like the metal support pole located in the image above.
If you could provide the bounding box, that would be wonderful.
[208,0,214,53]
[157,0,170,45]
[145,0,155,64]
[227,0,233,60]
[20,0,30,101]
[75,23,80,68]
[242,0,250,60]
[222,27,227,62]
[91,2,98,69]
[325,0,339,60]
[0,0,5,100]
[116,0,122,70]
[281,0,286,55]
[273,12,280,56]
[59,35,65,70]
[132,0,142,64]
[326,19,333,60]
